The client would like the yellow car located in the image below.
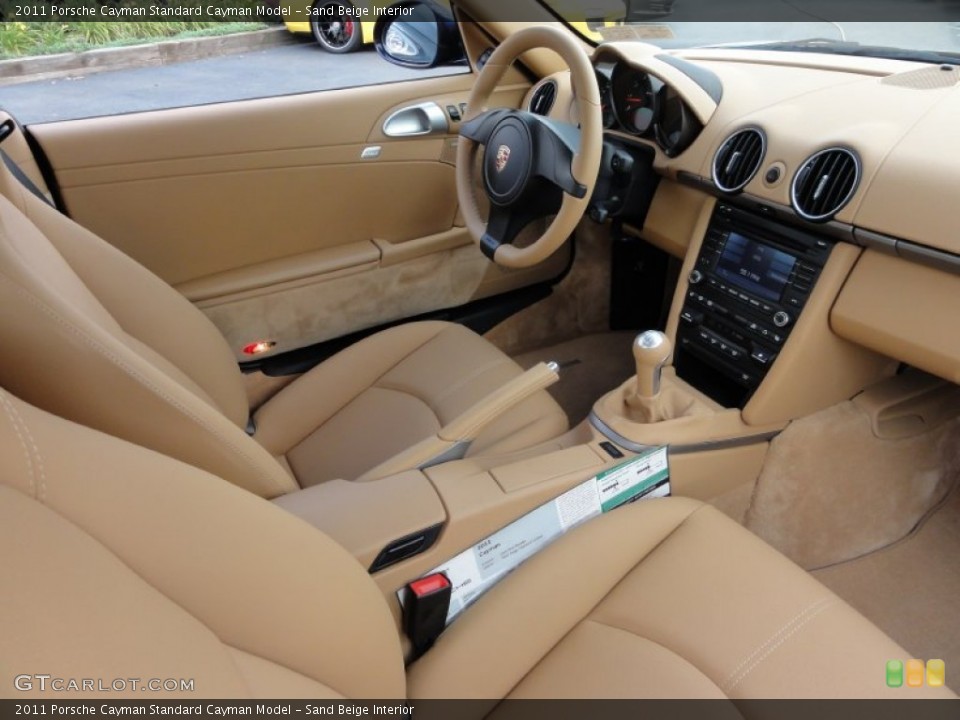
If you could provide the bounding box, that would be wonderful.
[283,0,378,53]
[280,0,625,56]
[282,0,623,55]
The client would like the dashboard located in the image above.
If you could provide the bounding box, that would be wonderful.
[527,40,960,390]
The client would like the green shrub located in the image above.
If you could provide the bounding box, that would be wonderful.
[0,1,266,59]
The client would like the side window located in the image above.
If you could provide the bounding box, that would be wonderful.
[0,2,470,123]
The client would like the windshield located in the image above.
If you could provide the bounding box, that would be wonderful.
[540,1,960,62]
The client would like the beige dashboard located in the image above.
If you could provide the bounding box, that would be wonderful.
[527,44,960,384]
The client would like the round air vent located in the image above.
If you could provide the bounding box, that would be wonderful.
[529,80,558,116]
[712,128,766,193]
[790,147,861,222]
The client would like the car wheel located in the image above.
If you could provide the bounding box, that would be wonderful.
[310,1,364,54]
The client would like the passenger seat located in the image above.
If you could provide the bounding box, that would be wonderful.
[0,386,952,699]
[0,155,567,497]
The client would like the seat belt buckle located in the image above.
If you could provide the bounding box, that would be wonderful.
[403,572,451,655]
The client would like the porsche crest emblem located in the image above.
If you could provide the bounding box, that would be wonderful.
[495,145,511,173]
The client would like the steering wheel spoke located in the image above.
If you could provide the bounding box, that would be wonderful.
[459,109,511,146]
[480,206,524,261]
[530,117,588,199]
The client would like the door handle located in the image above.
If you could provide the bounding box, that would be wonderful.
[382,102,449,137]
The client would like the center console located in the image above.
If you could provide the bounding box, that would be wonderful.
[675,203,834,407]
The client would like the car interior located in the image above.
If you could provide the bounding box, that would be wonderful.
[2,0,959,702]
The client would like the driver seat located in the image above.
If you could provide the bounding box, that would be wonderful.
[0,158,567,498]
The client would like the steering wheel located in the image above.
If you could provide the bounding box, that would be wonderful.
[456,26,602,269]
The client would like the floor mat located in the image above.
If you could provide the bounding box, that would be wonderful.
[744,401,960,569]
[814,487,960,689]
[514,332,636,426]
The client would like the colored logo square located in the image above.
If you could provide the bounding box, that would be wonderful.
[927,659,946,688]
[886,659,904,688]
[906,659,925,687]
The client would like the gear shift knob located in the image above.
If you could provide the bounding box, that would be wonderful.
[633,330,672,399]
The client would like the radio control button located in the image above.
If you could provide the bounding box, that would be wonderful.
[751,348,776,365]
[773,311,791,328]
[689,270,704,285]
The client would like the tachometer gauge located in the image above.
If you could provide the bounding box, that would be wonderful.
[612,66,662,135]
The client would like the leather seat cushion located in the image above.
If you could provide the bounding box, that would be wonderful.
[408,496,954,699]
[254,321,569,486]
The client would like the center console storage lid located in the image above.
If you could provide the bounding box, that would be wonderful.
[272,471,446,570]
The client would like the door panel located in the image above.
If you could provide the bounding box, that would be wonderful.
[28,73,569,360]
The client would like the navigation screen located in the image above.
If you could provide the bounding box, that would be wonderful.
[714,233,797,302]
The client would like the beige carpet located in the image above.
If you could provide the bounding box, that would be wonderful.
[484,222,613,359]
[514,332,636,426]
[744,401,960,569]
[814,487,960,689]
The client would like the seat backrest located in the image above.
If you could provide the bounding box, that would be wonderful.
[0,386,405,698]
[0,155,297,498]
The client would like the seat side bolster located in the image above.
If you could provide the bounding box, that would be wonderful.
[8,174,250,429]
[0,271,296,498]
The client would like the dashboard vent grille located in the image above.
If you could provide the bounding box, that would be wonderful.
[881,66,960,89]
[712,128,765,193]
[529,80,558,116]
[791,148,861,222]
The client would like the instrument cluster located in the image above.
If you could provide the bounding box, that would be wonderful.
[595,60,701,157]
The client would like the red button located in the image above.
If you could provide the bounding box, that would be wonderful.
[242,340,276,356]
[409,573,450,597]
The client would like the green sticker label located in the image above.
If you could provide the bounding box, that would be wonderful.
[596,447,670,513]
